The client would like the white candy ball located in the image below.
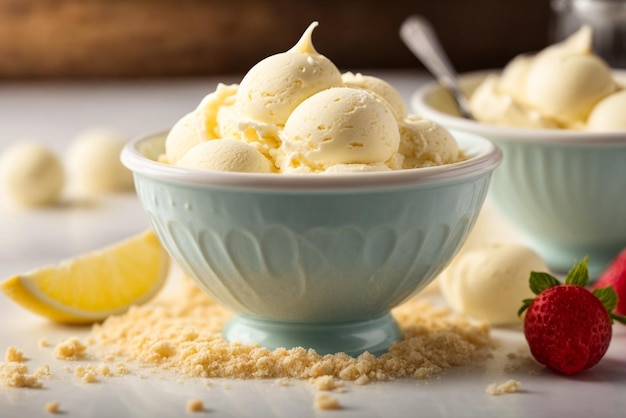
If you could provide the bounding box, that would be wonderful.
[0,142,65,207]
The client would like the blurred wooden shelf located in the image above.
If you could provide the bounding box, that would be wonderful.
[0,0,551,79]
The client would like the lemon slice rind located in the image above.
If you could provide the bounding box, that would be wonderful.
[1,230,170,324]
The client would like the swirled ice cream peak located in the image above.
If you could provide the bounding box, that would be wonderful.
[289,21,321,55]
[235,21,343,126]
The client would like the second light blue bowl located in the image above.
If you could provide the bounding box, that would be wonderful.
[413,71,626,277]
[489,139,626,275]
[122,131,501,356]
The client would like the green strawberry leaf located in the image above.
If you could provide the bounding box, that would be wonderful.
[592,285,626,325]
[564,256,589,287]
[518,298,535,317]
[529,271,560,295]
[592,286,618,313]
[612,313,626,325]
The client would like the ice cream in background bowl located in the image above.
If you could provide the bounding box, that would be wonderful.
[122,22,502,356]
[412,26,626,277]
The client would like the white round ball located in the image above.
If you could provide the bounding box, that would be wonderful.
[0,142,65,207]
[66,129,134,193]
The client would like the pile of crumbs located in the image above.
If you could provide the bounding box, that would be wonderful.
[1,346,51,388]
[1,276,498,412]
[83,276,495,382]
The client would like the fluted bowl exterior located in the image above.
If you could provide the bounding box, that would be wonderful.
[488,140,626,274]
[122,132,501,323]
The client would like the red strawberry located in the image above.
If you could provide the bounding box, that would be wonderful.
[519,257,626,375]
[591,248,626,315]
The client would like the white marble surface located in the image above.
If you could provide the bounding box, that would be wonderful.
[1,71,625,418]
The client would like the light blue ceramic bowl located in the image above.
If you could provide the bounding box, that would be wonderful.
[412,71,626,277]
[121,131,501,356]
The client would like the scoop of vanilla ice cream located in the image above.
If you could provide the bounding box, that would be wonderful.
[0,142,64,207]
[398,116,461,168]
[279,87,400,173]
[217,104,281,159]
[66,129,134,194]
[177,138,273,173]
[197,83,238,140]
[469,75,558,129]
[236,22,343,126]
[165,111,205,165]
[498,54,534,103]
[164,21,468,175]
[439,243,546,325]
[586,89,626,132]
[524,26,616,127]
[166,83,239,165]
[341,72,408,120]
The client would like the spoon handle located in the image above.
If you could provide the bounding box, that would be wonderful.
[400,15,473,119]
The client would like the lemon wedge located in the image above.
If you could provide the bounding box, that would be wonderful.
[1,230,170,324]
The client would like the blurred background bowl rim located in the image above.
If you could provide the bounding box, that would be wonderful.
[411,69,626,145]
[121,131,502,191]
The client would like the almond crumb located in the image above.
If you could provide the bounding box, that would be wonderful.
[309,375,343,391]
[82,371,97,383]
[354,374,369,385]
[486,379,521,395]
[34,365,52,379]
[314,393,342,410]
[5,346,24,363]
[96,363,112,377]
[116,362,130,375]
[186,399,204,412]
[44,401,60,414]
[0,362,43,388]
[53,337,87,360]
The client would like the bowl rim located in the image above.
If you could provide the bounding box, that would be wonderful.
[411,69,626,145]
[121,131,502,191]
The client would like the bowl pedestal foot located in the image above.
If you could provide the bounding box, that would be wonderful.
[223,312,402,357]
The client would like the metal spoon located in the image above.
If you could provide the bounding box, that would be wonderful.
[399,15,474,119]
